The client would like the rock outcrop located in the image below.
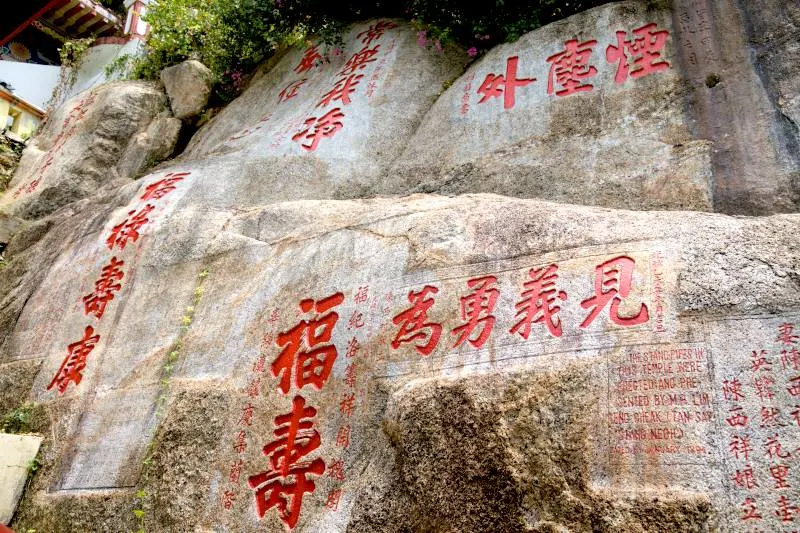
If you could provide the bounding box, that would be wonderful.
[0,82,180,220]
[0,4,799,532]
[160,60,214,120]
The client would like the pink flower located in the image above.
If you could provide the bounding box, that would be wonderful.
[417,30,427,47]
[434,40,442,54]
[467,47,478,57]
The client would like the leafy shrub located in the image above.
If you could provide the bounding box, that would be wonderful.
[132,0,608,100]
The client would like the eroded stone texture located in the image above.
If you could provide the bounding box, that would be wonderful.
[669,0,800,214]
[0,82,179,220]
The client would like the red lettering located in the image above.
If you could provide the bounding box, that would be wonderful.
[546,39,598,96]
[606,23,670,83]
[272,292,344,394]
[477,56,535,110]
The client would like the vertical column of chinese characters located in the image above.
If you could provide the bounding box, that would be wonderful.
[323,285,371,512]
[291,20,395,152]
[362,22,397,98]
[12,91,97,199]
[721,371,761,523]
[247,293,345,529]
[47,172,190,395]
[221,307,281,512]
[774,322,800,524]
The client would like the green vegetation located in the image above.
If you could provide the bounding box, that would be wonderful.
[1,403,36,434]
[132,269,209,533]
[130,0,607,100]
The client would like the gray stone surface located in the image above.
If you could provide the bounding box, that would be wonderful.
[0,433,42,524]
[160,60,214,120]
[389,2,714,212]
[0,82,179,221]
[180,19,465,204]
[1,180,799,531]
[0,3,800,533]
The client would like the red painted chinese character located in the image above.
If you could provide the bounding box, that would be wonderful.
[741,497,762,520]
[325,489,342,511]
[269,309,280,324]
[340,45,380,75]
[787,377,800,398]
[751,350,771,372]
[295,45,323,73]
[340,393,355,417]
[336,425,350,449]
[260,333,274,351]
[546,39,598,96]
[345,337,359,358]
[47,326,101,394]
[357,20,397,45]
[726,406,749,427]
[82,257,125,319]
[248,396,325,529]
[776,495,800,522]
[754,375,775,401]
[452,276,499,349]
[106,204,155,251]
[327,459,346,481]
[343,363,356,388]
[272,292,345,394]
[239,403,254,426]
[140,172,189,201]
[723,378,745,401]
[318,74,364,107]
[510,265,567,339]
[770,464,791,489]
[222,490,236,510]
[279,79,308,102]
[230,459,244,484]
[778,323,799,346]
[580,256,649,328]
[730,434,752,460]
[246,378,261,398]
[732,464,759,489]
[234,430,247,453]
[292,108,345,151]
[348,310,364,330]
[391,285,442,356]
[783,349,800,372]
[760,406,782,428]
[354,286,369,304]
[766,435,791,459]
[606,23,670,83]
[253,355,266,373]
[477,56,535,110]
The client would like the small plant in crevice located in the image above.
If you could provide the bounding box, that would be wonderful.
[1,402,36,434]
[131,268,209,533]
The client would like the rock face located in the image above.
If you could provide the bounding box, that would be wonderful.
[0,5,800,533]
[160,60,214,120]
[0,82,180,220]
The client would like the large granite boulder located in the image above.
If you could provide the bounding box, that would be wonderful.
[1,175,799,531]
[160,60,214,120]
[179,19,464,204]
[389,0,799,215]
[0,82,180,221]
[1,2,800,533]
